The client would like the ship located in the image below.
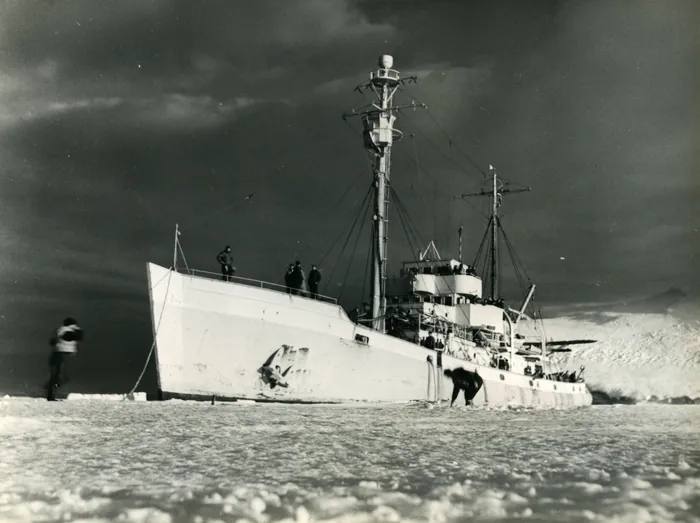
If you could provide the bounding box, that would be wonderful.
[145,55,594,407]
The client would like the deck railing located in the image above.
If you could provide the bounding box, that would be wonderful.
[176,268,339,305]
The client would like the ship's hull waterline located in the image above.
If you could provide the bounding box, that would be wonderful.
[147,263,592,407]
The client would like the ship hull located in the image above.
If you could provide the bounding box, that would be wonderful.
[146,263,592,407]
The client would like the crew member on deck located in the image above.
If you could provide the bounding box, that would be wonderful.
[425,330,436,350]
[45,317,84,401]
[308,264,322,299]
[291,261,305,296]
[284,263,294,294]
[216,245,236,282]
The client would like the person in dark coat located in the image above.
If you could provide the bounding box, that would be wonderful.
[291,261,305,296]
[308,265,322,299]
[284,263,294,294]
[45,317,84,401]
[444,367,483,407]
[216,245,235,282]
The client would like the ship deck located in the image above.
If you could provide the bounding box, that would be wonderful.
[174,267,339,305]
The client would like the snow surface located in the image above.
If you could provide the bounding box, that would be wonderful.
[0,400,698,522]
[66,393,147,402]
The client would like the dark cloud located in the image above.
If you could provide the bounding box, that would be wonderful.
[0,0,697,394]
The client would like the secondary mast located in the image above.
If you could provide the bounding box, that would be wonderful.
[459,165,531,300]
[343,55,424,332]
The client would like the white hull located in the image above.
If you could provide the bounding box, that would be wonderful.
[147,263,592,407]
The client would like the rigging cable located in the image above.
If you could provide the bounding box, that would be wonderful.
[472,217,492,272]
[392,189,424,257]
[338,199,371,303]
[123,267,174,400]
[405,131,489,222]
[393,189,427,252]
[360,225,374,306]
[390,186,422,260]
[318,183,373,270]
[498,221,533,283]
[500,224,529,297]
[322,183,373,294]
[182,192,256,233]
[400,110,483,182]
[398,86,488,178]
[313,170,370,266]
[176,236,191,274]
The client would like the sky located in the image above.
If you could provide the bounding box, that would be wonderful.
[0,0,698,394]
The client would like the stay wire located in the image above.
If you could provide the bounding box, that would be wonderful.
[390,189,416,253]
[472,216,492,269]
[499,220,533,283]
[390,186,421,260]
[182,192,256,233]
[123,268,174,399]
[404,131,489,222]
[399,86,488,178]
[338,200,371,303]
[393,189,425,250]
[318,183,373,270]
[176,238,190,274]
[400,110,483,182]
[322,183,373,294]
[398,194,424,256]
[360,225,373,306]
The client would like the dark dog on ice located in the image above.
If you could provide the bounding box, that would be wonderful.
[444,367,483,406]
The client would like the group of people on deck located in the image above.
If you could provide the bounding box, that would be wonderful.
[284,261,322,299]
[216,246,324,300]
[408,262,478,277]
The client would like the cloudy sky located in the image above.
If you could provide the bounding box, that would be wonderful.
[0,0,697,394]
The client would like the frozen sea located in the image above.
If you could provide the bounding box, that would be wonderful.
[1,399,699,523]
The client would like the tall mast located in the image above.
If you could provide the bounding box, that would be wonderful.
[490,169,499,298]
[459,165,531,300]
[342,55,424,332]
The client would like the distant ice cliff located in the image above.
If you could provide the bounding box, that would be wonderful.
[541,297,699,404]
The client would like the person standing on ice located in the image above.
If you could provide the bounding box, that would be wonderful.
[216,245,235,282]
[45,317,84,401]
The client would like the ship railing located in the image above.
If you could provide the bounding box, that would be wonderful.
[416,312,470,341]
[175,268,339,305]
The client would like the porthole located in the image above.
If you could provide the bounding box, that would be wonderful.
[529,380,534,387]
[499,374,505,381]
